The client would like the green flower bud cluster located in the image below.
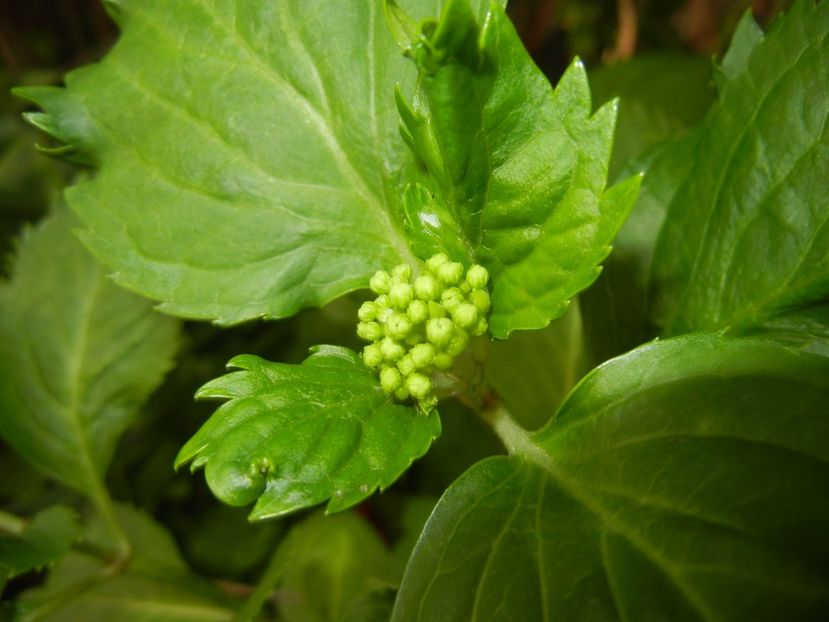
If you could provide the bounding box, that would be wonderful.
[358,254,490,412]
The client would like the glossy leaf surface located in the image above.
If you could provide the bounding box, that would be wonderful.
[394,333,829,620]
[651,2,829,334]
[395,0,639,337]
[0,208,179,496]
[176,346,441,519]
[13,0,510,325]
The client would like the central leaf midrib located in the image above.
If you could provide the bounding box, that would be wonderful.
[501,420,721,622]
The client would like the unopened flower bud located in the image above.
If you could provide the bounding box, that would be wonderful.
[357,321,382,341]
[425,253,449,273]
[466,264,489,289]
[379,337,405,361]
[437,261,464,286]
[394,385,410,400]
[472,316,488,337]
[410,343,435,368]
[451,302,478,329]
[428,301,447,319]
[362,344,382,368]
[386,313,412,339]
[369,271,391,294]
[414,274,440,301]
[433,353,453,370]
[441,287,463,311]
[380,366,402,393]
[407,299,429,324]
[389,282,414,310]
[392,263,413,281]
[397,354,416,376]
[406,373,432,399]
[357,301,377,322]
[426,318,454,347]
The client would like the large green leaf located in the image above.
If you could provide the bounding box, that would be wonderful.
[393,333,829,620]
[0,508,80,584]
[394,0,640,337]
[270,511,396,622]
[651,1,829,335]
[0,208,179,498]
[13,506,236,622]
[176,346,441,519]
[12,0,509,325]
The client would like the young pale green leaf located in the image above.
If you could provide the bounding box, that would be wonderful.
[394,0,640,338]
[14,506,236,622]
[176,346,441,519]
[12,0,511,325]
[0,208,179,497]
[651,1,829,335]
[269,511,396,622]
[394,333,829,621]
[0,507,80,582]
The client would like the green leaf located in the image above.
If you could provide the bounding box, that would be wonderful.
[176,346,441,519]
[395,0,639,337]
[485,302,585,430]
[589,54,714,181]
[271,511,396,622]
[0,208,179,498]
[13,506,236,622]
[12,0,507,325]
[0,507,80,582]
[394,333,829,620]
[651,0,829,335]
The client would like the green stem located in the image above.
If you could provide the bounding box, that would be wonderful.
[87,476,131,564]
[232,548,285,622]
[483,404,548,465]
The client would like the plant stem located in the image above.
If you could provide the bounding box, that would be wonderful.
[232,548,285,622]
[87,476,131,564]
[483,404,549,466]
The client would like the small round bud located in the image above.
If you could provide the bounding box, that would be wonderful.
[386,313,412,339]
[389,282,414,310]
[451,302,478,329]
[357,301,377,322]
[397,354,416,377]
[446,329,469,356]
[394,385,410,400]
[410,342,436,368]
[425,253,449,273]
[379,337,405,361]
[433,353,453,370]
[428,301,447,319]
[441,287,463,311]
[469,289,491,313]
[407,299,429,324]
[460,281,472,294]
[375,294,390,309]
[362,344,383,368]
[377,306,394,323]
[370,271,391,294]
[380,366,402,393]
[357,321,382,341]
[406,373,432,399]
[466,264,489,289]
[426,318,454,347]
[472,316,488,337]
[414,274,440,301]
[392,263,413,281]
[437,261,464,285]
